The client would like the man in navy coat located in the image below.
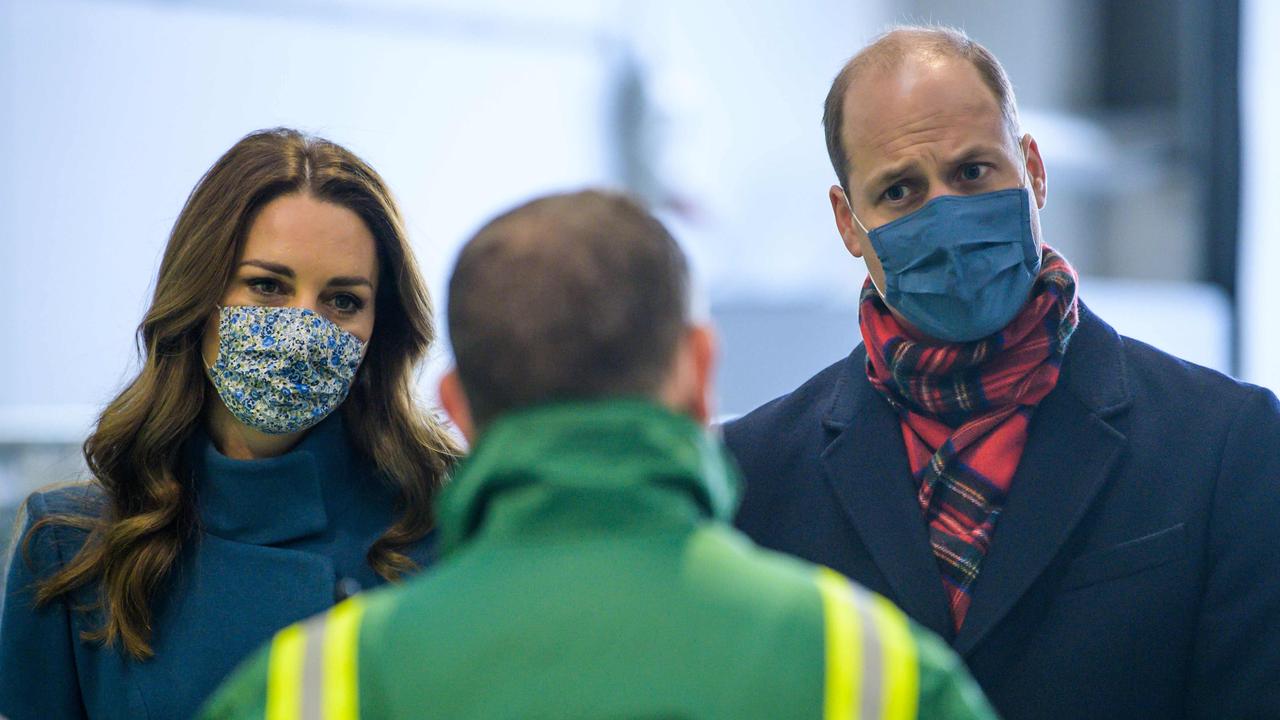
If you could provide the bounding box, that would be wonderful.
[725,25,1280,720]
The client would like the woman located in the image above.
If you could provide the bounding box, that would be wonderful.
[0,128,459,719]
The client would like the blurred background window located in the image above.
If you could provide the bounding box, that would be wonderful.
[2,0,1274,576]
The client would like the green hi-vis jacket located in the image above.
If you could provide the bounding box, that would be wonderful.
[200,401,996,720]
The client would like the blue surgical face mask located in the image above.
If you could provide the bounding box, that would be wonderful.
[205,305,366,435]
[848,187,1042,343]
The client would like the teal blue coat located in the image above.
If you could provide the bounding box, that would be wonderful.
[0,415,433,720]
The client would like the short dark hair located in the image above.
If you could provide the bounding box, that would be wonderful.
[823,25,1020,192]
[446,190,690,427]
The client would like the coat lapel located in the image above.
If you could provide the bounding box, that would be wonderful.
[821,349,955,639]
[952,305,1132,655]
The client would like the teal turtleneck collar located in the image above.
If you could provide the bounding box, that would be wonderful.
[435,399,741,558]
[189,412,358,545]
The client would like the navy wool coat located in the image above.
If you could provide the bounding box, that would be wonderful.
[0,414,433,720]
[725,305,1280,720]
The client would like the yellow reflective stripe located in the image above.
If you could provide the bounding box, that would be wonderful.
[322,595,367,720]
[266,623,307,720]
[872,594,920,720]
[817,567,863,719]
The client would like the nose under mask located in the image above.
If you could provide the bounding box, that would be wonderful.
[847,187,1041,343]
[205,305,366,434]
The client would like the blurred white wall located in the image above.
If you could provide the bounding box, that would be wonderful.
[0,0,1260,448]
[0,0,620,442]
[618,0,889,302]
[1241,0,1280,393]
[0,0,900,442]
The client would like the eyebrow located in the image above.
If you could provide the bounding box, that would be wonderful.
[947,143,1007,165]
[238,260,374,290]
[327,276,374,290]
[864,160,920,197]
[239,259,294,277]
[862,143,1010,196]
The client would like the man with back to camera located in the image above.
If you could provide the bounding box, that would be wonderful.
[724,25,1280,720]
[199,190,997,719]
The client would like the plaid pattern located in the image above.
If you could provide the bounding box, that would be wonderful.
[860,245,1080,630]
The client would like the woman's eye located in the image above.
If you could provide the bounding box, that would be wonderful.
[883,184,909,202]
[960,164,988,182]
[331,294,364,313]
[247,278,282,295]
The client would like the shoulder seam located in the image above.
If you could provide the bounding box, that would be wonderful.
[1207,387,1275,559]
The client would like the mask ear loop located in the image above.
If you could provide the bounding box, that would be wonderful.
[202,305,225,372]
[1013,136,1048,268]
[844,190,871,236]
[1016,133,1034,192]
[843,190,887,299]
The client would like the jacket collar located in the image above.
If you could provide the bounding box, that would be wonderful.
[1053,303,1132,416]
[435,399,738,558]
[189,412,352,545]
[819,302,1133,649]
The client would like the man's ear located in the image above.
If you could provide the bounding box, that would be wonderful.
[438,368,476,444]
[662,324,718,425]
[1021,133,1048,209]
[829,184,866,258]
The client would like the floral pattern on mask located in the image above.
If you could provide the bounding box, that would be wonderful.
[206,305,366,435]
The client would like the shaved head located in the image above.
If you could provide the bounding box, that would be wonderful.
[823,26,1021,192]
[446,190,691,427]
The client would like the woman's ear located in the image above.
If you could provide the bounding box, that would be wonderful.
[438,368,476,443]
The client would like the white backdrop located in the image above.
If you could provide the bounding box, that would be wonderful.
[0,0,619,441]
[0,0,895,441]
[0,0,1262,446]
[1241,0,1280,393]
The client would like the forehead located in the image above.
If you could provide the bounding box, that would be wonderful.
[241,193,379,280]
[842,55,1009,183]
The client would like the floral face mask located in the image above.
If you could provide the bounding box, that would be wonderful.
[205,305,366,435]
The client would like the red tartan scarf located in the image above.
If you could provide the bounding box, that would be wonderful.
[860,245,1080,630]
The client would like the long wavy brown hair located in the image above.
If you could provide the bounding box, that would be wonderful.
[23,127,460,660]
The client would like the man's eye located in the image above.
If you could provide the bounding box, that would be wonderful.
[960,164,987,181]
[883,184,909,202]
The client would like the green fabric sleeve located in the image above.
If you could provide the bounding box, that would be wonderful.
[194,643,272,720]
[910,623,1002,720]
